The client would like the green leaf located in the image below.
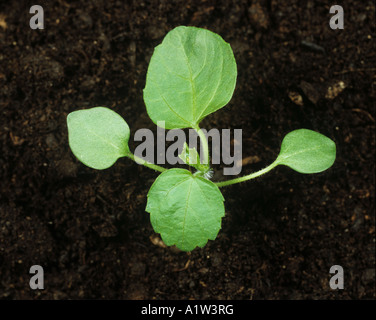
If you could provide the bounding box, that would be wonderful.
[275,129,336,174]
[67,107,130,170]
[146,168,225,251]
[143,26,237,129]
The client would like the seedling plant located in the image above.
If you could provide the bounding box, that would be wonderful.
[67,26,336,251]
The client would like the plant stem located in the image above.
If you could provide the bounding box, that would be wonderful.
[126,152,167,173]
[194,125,210,166]
[215,160,279,187]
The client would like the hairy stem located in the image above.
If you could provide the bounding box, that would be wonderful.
[215,160,279,187]
[194,125,210,166]
[126,152,167,173]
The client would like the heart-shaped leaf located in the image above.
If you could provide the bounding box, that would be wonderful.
[67,107,130,170]
[143,26,237,129]
[275,129,336,173]
[146,168,225,251]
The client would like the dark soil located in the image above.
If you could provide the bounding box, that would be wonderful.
[0,0,375,300]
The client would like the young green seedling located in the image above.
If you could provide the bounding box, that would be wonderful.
[67,26,336,251]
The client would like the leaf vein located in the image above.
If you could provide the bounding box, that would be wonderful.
[195,42,224,123]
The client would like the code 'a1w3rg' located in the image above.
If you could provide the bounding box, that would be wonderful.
[184,304,234,315]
